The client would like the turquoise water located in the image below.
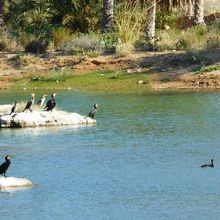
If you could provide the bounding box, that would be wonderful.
[1,91,220,220]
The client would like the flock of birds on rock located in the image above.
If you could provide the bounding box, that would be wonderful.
[10,93,57,114]
[8,93,98,119]
[0,94,99,178]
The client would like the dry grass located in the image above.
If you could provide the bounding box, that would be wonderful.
[114,0,146,55]
[156,21,220,51]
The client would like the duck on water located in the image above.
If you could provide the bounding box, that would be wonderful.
[201,159,214,168]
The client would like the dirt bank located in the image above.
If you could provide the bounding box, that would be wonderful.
[0,48,220,91]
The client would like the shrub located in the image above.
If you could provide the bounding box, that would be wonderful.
[116,43,134,56]
[155,23,220,51]
[61,34,104,55]
[97,32,118,54]
[114,0,146,51]
[185,51,205,64]
[25,40,47,54]
[52,27,72,50]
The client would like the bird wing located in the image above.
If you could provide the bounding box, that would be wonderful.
[24,100,32,110]
[45,99,52,110]
[0,162,6,174]
[10,106,15,114]
[88,109,97,117]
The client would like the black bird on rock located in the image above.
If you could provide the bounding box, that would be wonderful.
[0,155,11,177]
[45,93,56,111]
[23,93,35,112]
[201,159,214,168]
[10,101,18,114]
[88,104,98,119]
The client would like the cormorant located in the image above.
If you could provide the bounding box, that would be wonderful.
[10,101,18,114]
[45,93,56,111]
[88,104,98,119]
[37,95,47,107]
[23,93,35,112]
[201,159,214,168]
[0,155,11,177]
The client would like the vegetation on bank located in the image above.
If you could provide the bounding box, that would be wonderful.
[0,0,219,56]
[0,0,219,92]
[11,70,151,91]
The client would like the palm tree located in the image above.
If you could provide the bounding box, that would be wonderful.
[102,0,114,31]
[145,0,156,42]
[0,0,6,31]
[159,0,195,18]
[194,0,204,24]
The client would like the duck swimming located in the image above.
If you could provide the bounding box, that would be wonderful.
[201,159,214,168]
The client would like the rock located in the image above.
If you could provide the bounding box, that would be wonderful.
[0,105,12,115]
[137,80,148,85]
[0,109,96,128]
[0,177,32,189]
[137,80,144,84]
[25,40,47,54]
[164,25,170,30]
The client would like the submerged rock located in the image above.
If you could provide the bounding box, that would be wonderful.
[0,177,32,189]
[0,108,96,128]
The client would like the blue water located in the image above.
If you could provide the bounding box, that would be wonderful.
[1,91,220,220]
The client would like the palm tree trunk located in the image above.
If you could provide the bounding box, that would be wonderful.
[194,0,205,24]
[187,0,194,19]
[145,0,156,43]
[0,0,6,32]
[102,0,114,31]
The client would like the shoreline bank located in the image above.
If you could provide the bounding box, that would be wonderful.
[0,49,219,92]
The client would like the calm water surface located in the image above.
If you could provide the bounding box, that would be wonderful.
[0,91,220,220]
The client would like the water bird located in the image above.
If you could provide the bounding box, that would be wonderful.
[10,101,18,114]
[45,93,56,111]
[37,95,47,107]
[23,93,35,112]
[88,104,98,119]
[201,159,214,168]
[0,155,11,177]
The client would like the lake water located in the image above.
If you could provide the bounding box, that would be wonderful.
[0,91,220,220]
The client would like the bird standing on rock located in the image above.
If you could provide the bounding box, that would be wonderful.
[10,101,18,114]
[0,155,11,177]
[88,104,98,119]
[45,93,56,111]
[37,95,47,107]
[23,93,35,112]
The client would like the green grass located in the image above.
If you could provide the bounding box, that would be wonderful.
[11,69,151,91]
[193,65,220,74]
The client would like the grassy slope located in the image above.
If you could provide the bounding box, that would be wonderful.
[12,69,151,91]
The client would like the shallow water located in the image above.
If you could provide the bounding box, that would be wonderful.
[1,91,220,220]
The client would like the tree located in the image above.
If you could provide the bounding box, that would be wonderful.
[194,0,204,24]
[102,0,114,31]
[145,0,156,42]
[0,0,6,29]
